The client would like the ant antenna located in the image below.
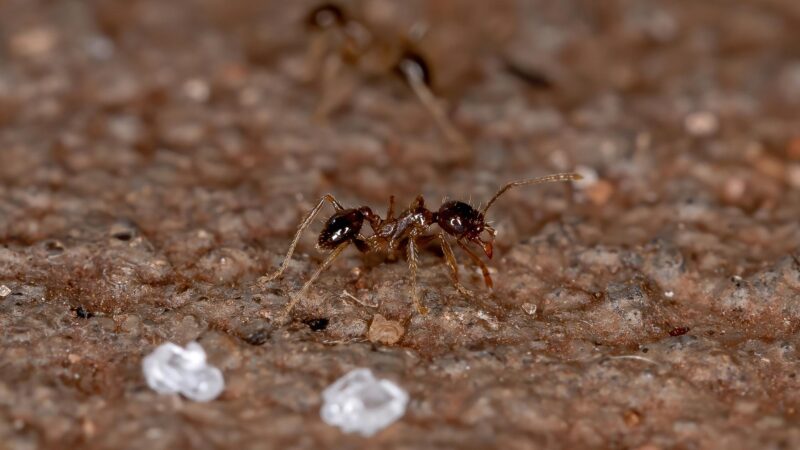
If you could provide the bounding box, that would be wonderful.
[481,173,583,215]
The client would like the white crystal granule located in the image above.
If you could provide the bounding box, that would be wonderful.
[320,368,409,437]
[142,342,224,402]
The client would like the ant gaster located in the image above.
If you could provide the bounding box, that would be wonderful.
[304,3,471,160]
[261,173,581,320]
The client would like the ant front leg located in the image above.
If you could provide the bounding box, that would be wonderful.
[259,194,344,286]
[406,234,429,315]
[438,233,473,297]
[457,240,493,289]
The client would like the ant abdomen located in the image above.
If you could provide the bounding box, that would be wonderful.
[318,209,364,249]
[436,201,485,239]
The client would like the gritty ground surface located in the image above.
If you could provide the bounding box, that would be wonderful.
[2,0,800,449]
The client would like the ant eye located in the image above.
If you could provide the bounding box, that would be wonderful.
[307,3,346,30]
[318,209,364,249]
[437,201,484,238]
[395,51,432,87]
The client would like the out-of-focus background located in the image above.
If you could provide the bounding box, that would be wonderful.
[1,0,800,448]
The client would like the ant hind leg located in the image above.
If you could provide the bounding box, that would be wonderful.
[259,194,344,286]
[279,241,350,323]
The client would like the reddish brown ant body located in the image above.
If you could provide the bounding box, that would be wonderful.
[261,173,581,320]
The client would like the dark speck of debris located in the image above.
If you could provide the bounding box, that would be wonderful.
[112,231,133,241]
[305,318,329,331]
[44,240,65,254]
[669,326,690,337]
[74,306,94,319]
[504,60,554,89]
[243,328,271,346]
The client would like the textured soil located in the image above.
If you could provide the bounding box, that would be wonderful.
[2,0,800,449]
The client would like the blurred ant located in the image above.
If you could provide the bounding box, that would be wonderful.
[303,2,471,160]
[261,173,581,320]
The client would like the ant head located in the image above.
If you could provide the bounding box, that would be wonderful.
[318,209,364,250]
[436,201,494,258]
[436,173,583,259]
[306,3,346,30]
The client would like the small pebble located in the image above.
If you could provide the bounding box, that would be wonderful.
[142,342,224,402]
[367,314,404,345]
[320,368,408,437]
[684,111,719,137]
[586,180,615,206]
[183,78,211,102]
[0,285,11,298]
[787,164,800,189]
[521,303,538,316]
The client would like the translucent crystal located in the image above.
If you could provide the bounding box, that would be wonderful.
[320,368,408,437]
[142,342,224,402]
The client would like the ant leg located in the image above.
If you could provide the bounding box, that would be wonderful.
[279,241,350,322]
[439,233,473,297]
[457,240,494,289]
[314,54,357,121]
[410,194,424,209]
[398,60,471,162]
[386,195,396,220]
[406,236,429,315]
[259,194,344,285]
[304,32,331,83]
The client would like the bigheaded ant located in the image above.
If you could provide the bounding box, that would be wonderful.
[304,3,471,161]
[261,173,582,320]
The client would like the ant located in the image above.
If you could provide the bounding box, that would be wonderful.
[260,172,581,320]
[303,2,471,160]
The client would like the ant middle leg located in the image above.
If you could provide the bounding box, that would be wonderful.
[259,194,344,285]
[439,233,473,297]
[406,235,429,315]
[457,240,494,289]
[279,241,350,323]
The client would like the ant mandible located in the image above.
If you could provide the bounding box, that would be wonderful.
[261,173,582,320]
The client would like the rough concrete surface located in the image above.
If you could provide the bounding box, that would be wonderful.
[1,0,800,449]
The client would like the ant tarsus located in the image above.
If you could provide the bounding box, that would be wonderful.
[260,173,582,322]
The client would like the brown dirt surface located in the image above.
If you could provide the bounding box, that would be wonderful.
[2,0,800,449]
